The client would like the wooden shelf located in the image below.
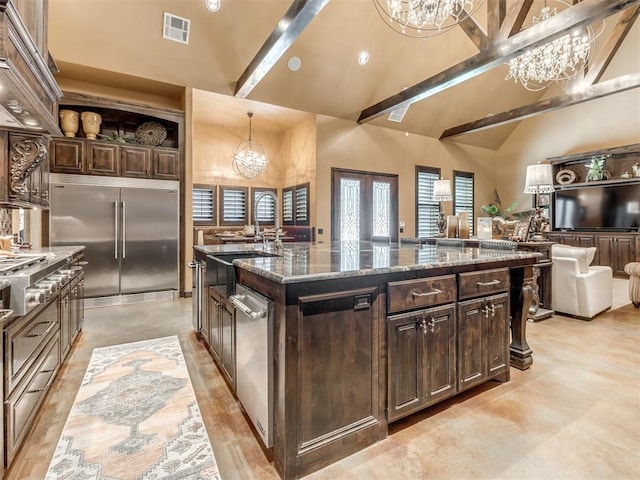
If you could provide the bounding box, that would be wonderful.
[555,177,640,189]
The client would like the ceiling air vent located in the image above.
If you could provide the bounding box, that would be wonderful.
[387,87,410,123]
[163,12,190,44]
[387,103,410,123]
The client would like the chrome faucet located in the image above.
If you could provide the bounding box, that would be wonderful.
[254,191,282,253]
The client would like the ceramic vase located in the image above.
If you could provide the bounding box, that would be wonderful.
[81,111,102,140]
[59,110,80,137]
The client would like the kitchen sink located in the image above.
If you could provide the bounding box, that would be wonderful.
[206,250,279,298]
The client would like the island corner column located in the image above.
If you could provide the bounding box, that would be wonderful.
[509,263,535,370]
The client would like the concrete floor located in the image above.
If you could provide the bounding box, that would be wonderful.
[5,288,639,480]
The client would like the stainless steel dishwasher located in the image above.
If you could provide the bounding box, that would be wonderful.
[229,283,273,448]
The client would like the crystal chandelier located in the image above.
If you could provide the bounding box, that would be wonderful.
[373,0,483,38]
[232,112,268,179]
[506,1,603,91]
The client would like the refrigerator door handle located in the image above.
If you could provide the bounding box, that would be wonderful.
[114,201,119,259]
[122,201,126,259]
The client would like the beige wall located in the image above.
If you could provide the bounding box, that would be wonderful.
[496,21,640,211]
[56,78,182,110]
[281,116,318,226]
[315,116,498,241]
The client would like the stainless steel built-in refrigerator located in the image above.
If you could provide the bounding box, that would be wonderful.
[50,174,179,298]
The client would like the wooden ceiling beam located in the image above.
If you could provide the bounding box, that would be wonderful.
[358,0,635,124]
[583,5,640,85]
[457,14,488,51]
[439,73,640,138]
[487,0,507,45]
[499,0,534,39]
[234,0,329,99]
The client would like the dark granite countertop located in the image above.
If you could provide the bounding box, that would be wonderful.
[194,241,541,284]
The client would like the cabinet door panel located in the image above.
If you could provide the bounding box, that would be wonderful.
[614,237,634,276]
[208,290,221,361]
[457,298,485,392]
[220,300,235,388]
[594,235,613,267]
[298,287,379,445]
[424,305,456,404]
[153,148,180,180]
[50,138,85,174]
[121,145,151,178]
[388,315,421,419]
[487,293,509,377]
[87,142,119,176]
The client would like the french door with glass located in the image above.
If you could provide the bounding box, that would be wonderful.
[331,168,398,242]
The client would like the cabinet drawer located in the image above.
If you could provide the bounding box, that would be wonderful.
[458,268,509,300]
[5,299,59,395]
[388,275,456,313]
[5,333,60,466]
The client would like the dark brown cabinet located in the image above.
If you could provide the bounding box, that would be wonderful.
[153,148,180,180]
[121,145,151,177]
[59,272,84,361]
[594,234,637,276]
[387,304,456,422]
[60,285,71,360]
[208,287,235,389]
[549,231,639,277]
[50,137,181,180]
[50,138,85,174]
[86,141,119,176]
[457,293,509,392]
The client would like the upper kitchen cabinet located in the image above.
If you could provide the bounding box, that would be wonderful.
[0,1,62,134]
[51,93,184,181]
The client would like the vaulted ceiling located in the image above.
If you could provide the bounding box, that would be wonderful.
[48,0,640,150]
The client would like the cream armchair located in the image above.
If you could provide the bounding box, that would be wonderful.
[551,244,613,319]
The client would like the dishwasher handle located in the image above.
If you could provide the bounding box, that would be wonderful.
[229,294,267,319]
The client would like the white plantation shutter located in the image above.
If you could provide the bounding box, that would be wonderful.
[220,186,248,225]
[192,185,215,224]
[416,167,440,238]
[454,171,474,235]
[282,183,310,226]
[295,185,309,225]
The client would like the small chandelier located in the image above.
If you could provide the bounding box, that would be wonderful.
[373,0,483,38]
[232,112,267,179]
[506,0,603,91]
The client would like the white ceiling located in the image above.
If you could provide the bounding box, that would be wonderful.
[48,0,638,149]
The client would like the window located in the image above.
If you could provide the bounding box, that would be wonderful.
[192,184,216,225]
[331,169,398,241]
[453,171,474,235]
[282,182,310,226]
[219,186,248,226]
[416,166,441,238]
[252,187,277,226]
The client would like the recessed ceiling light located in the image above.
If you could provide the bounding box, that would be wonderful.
[288,56,302,72]
[205,0,221,12]
[358,51,369,65]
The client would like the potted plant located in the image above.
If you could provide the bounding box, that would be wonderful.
[585,155,610,182]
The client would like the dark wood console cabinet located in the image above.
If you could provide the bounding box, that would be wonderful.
[546,232,639,277]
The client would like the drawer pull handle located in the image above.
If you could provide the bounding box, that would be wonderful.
[26,321,56,338]
[26,376,55,394]
[477,280,501,287]
[411,289,442,298]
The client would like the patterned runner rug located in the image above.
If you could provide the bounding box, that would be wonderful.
[45,336,221,479]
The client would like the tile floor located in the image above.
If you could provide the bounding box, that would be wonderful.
[4,281,638,480]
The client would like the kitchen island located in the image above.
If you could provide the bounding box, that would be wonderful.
[194,241,538,479]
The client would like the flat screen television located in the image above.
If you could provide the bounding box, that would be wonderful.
[553,183,640,232]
